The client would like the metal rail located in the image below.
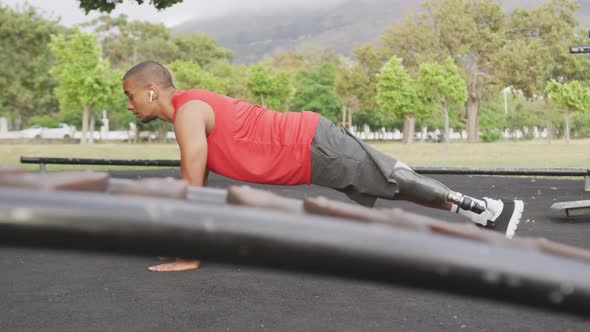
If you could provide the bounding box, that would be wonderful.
[21,156,180,172]
[21,156,590,191]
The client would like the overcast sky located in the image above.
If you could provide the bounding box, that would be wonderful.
[3,0,348,27]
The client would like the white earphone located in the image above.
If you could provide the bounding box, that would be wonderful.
[149,90,154,103]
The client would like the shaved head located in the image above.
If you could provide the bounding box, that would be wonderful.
[123,60,175,88]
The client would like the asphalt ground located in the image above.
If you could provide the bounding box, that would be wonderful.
[1,170,590,331]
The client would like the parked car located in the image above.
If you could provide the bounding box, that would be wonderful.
[0,123,76,141]
[18,125,44,139]
[40,123,77,140]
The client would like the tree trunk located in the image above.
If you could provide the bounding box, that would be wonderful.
[158,126,167,142]
[81,105,90,145]
[466,64,480,143]
[565,108,570,144]
[89,112,95,144]
[15,115,22,130]
[442,103,450,150]
[348,107,352,130]
[547,120,552,144]
[402,114,415,144]
[421,124,427,142]
[341,106,346,127]
[260,94,267,108]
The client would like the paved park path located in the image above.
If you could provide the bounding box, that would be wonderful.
[1,171,589,331]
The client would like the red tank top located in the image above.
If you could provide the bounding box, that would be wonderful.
[172,89,321,185]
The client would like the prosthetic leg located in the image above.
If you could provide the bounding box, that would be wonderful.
[391,163,485,214]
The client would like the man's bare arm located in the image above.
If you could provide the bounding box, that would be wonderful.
[174,101,212,187]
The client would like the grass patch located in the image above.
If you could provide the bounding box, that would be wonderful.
[370,139,590,168]
[1,143,180,171]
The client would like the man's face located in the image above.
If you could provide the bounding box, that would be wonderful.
[123,78,157,123]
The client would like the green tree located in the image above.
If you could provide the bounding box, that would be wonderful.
[427,0,506,143]
[351,46,381,111]
[478,99,505,142]
[346,45,386,129]
[84,15,177,69]
[246,65,293,110]
[376,56,420,144]
[265,46,341,105]
[380,12,443,139]
[535,0,588,82]
[169,60,231,94]
[496,1,588,98]
[28,115,61,128]
[382,0,506,142]
[570,111,590,138]
[0,4,60,128]
[267,45,341,72]
[123,20,178,65]
[380,14,440,73]
[495,9,549,99]
[247,65,273,108]
[48,28,122,144]
[290,64,342,121]
[78,0,183,13]
[335,63,359,128]
[418,58,467,147]
[483,0,588,144]
[173,33,234,67]
[86,15,234,72]
[208,61,249,99]
[82,14,129,65]
[262,45,342,115]
[545,79,590,143]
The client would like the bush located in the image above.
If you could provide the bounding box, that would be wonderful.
[479,106,506,132]
[571,112,590,138]
[480,129,501,143]
[29,114,60,128]
[352,109,400,131]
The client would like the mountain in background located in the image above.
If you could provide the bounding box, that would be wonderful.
[172,0,590,63]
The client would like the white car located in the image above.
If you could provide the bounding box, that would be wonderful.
[40,123,77,140]
[18,126,44,139]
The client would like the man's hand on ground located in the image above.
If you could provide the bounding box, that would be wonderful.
[148,259,200,272]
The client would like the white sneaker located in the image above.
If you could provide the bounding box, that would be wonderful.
[480,198,524,239]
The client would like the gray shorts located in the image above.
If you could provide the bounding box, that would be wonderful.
[310,116,399,207]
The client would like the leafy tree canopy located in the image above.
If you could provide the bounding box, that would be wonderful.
[78,0,183,14]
